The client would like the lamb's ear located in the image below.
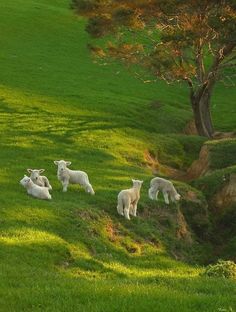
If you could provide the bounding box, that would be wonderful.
[66,161,71,166]
[140,180,144,184]
[27,169,32,173]
[54,161,59,165]
[39,169,45,173]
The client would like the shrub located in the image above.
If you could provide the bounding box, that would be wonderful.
[202,260,236,279]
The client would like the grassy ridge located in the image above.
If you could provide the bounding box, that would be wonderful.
[0,0,236,311]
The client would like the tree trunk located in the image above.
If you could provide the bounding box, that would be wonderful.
[191,90,214,138]
[201,95,214,136]
[191,84,215,138]
[192,99,207,136]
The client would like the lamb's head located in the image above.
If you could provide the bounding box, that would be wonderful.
[27,169,44,181]
[132,179,143,189]
[170,185,181,202]
[174,193,181,201]
[54,160,71,172]
[148,187,156,200]
[20,175,31,187]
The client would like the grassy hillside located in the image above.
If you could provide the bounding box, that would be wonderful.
[0,0,235,311]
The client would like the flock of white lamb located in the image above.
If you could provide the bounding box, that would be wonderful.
[20,159,181,220]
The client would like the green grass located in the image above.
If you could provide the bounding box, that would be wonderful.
[206,139,236,170]
[0,0,236,311]
[193,166,236,200]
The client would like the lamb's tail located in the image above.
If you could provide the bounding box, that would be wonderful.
[117,195,124,216]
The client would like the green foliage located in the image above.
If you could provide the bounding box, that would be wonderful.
[193,166,236,200]
[202,260,236,279]
[174,135,207,167]
[192,139,236,202]
[206,139,236,170]
[222,237,236,260]
[175,182,211,239]
[73,0,236,138]
[73,0,236,85]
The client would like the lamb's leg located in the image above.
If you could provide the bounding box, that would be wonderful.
[163,191,169,204]
[117,205,124,216]
[124,206,130,220]
[38,188,52,200]
[131,201,138,217]
[62,180,69,192]
[124,199,131,220]
[155,190,159,200]
[129,204,135,216]
[117,197,124,216]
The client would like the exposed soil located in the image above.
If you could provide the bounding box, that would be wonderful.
[176,208,193,244]
[183,119,198,135]
[185,145,210,180]
[184,119,236,139]
[144,150,185,179]
[211,173,236,213]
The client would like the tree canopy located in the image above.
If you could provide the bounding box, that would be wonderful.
[72,0,236,138]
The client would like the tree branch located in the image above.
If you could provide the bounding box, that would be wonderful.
[183,77,195,100]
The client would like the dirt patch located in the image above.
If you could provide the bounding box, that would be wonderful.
[106,221,121,243]
[141,205,193,244]
[213,131,236,139]
[184,119,198,135]
[184,120,236,139]
[144,150,161,174]
[183,190,202,204]
[76,210,99,221]
[144,150,185,178]
[211,173,236,213]
[176,208,193,243]
[185,145,210,180]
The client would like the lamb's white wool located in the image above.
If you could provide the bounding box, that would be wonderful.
[20,175,52,200]
[27,169,52,190]
[54,160,95,194]
[117,179,143,220]
[148,177,180,204]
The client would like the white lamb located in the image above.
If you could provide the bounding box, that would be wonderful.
[148,177,181,204]
[54,160,95,194]
[27,169,52,190]
[20,175,52,200]
[117,179,143,220]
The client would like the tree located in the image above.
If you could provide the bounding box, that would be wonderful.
[72,0,236,138]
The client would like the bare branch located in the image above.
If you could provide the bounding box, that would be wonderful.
[183,77,195,99]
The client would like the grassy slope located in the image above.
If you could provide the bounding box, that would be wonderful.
[0,0,235,311]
